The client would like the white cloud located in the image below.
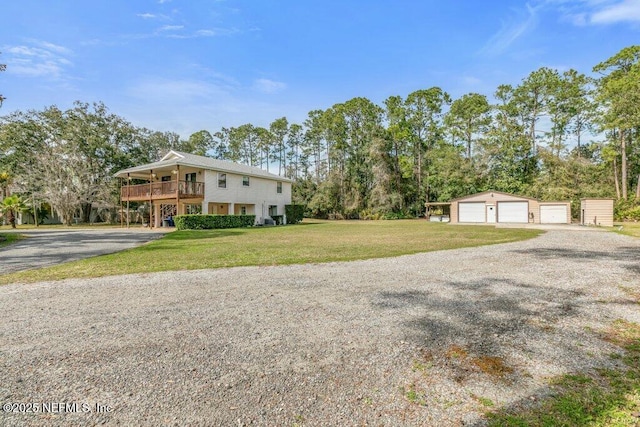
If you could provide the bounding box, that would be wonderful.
[199,27,240,36]
[128,78,229,103]
[590,0,640,23]
[137,13,157,19]
[478,3,541,56]
[253,78,287,94]
[159,25,184,31]
[3,41,73,79]
[547,0,640,25]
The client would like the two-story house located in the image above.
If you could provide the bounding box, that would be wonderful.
[115,151,293,227]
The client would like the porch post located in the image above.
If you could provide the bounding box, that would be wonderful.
[120,177,124,228]
[149,170,153,229]
[175,165,180,217]
[126,173,130,229]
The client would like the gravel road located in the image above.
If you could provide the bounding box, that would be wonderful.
[1,229,639,426]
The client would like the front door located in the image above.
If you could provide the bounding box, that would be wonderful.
[486,205,496,223]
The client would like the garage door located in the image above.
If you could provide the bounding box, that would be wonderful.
[458,202,485,223]
[540,205,568,224]
[497,202,528,223]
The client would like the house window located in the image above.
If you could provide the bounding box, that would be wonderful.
[277,181,282,194]
[242,176,250,187]
[240,206,247,215]
[185,172,196,182]
[269,205,278,216]
[186,204,202,214]
[218,173,227,188]
[161,175,172,182]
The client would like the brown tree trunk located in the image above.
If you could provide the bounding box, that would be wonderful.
[636,174,640,199]
[613,157,621,200]
[621,130,628,200]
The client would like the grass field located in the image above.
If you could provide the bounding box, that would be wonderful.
[0,219,541,284]
[0,232,22,248]
[617,222,640,238]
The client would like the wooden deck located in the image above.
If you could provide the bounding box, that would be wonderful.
[121,181,205,201]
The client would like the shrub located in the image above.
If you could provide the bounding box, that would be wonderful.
[271,215,284,225]
[174,214,256,230]
[615,198,640,221]
[285,204,305,224]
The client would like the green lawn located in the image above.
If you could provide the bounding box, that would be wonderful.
[616,222,640,238]
[0,219,541,284]
[0,232,22,248]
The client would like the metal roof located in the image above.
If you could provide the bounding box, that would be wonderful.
[114,150,293,182]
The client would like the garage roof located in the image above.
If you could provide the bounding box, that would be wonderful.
[450,190,537,202]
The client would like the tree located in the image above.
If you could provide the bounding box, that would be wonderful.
[513,67,558,154]
[405,88,451,212]
[1,195,26,228]
[593,45,640,200]
[269,117,289,175]
[185,130,214,156]
[0,171,11,199]
[444,93,490,159]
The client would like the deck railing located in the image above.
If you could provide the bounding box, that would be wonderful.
[121,181,205,200]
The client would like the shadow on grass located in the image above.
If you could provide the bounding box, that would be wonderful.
[162,229,247,241]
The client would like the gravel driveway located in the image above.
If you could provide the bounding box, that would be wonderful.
[0,229,165,274]
[1,229,639,426]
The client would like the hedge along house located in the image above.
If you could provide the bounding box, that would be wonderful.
[427,191,571,224]
[115,150,292,228]
[580,198,614,227]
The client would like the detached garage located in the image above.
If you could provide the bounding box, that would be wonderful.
[449,191,537,224]
[434,191,572,225]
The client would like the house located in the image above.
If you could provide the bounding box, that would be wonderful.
[115,151,292,227]
[580,198,614,227]
[426,191,571,224]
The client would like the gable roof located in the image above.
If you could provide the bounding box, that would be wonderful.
[450,190,538,202]
[114,150,293,182]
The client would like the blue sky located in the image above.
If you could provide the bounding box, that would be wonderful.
[1,0,639,138]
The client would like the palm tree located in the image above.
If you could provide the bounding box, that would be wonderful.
[1,195,26,228]
[0,171,10,199]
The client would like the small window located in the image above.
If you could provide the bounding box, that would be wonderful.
[218,173,227,189]
[242,176,250,187]
[277,181,282,194]
[186,204,202,214]
[269,205,278,216]
[240,206,247,215]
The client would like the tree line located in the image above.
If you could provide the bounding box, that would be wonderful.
[1,45,639,225]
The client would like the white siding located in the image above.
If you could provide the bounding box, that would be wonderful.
[203,170,291,223]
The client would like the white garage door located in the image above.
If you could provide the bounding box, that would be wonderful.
[497,202,528,223]
[540,205,568,224]
[458,202,485,223]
